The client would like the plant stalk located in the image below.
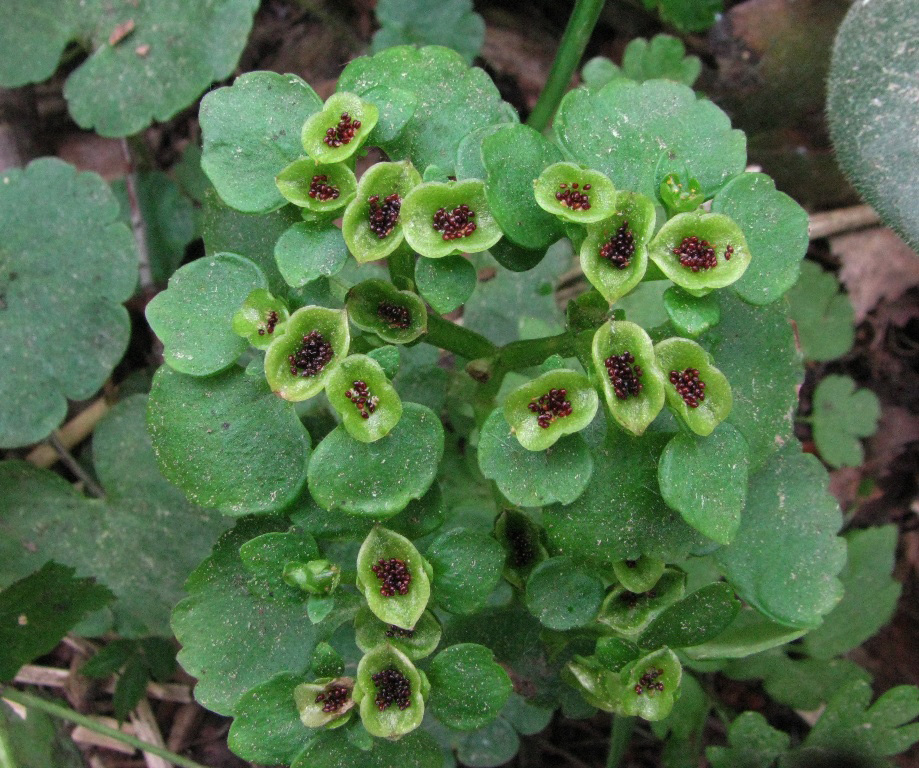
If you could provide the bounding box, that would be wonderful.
[424,314,497,361]
[387,248,416,291]
[0,688,210,768]
[0,713,16,768]
[606,715,635,768]
[526,0,606,132]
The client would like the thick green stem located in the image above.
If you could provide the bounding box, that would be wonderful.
[0,688,210,768]
[606,715,635,768]
[497,332,576,371]
[0,713,16,768]
[526,0,606,132]
[424,314,497,361]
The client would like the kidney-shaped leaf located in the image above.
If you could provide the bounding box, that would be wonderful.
[428,644,513,731]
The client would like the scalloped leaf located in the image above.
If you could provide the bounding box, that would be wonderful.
[0,158,136,449]
[707,712,790,768]
[426,528,505,615]
[428,644,513,731]
[785,261,855,362]
[811,374,880,469]
[0,395,227,637]
[554,79,746,201]
[275,222,349,288]
[338,45,514,175]
[716,445,845,628]
[525,556,604,631]
[292,727,444,768]
[372,0,485,65]
[148,366,311,515]
[201,71,323,213]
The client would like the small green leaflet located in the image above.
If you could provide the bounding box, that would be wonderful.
[811,374,880,468]
[785,261,855,362]
[372,0,485,65]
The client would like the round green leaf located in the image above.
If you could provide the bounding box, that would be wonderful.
[716,446,846,628]
[292,726,443,768]
[662,286,721,337]
[525,556,604,630]
[308,403,444,518]
[455,717,520,768]
[554,79,746,201]
[481,124,563,250]
[146,253,267,376]
[712,172,809,305]
[428,644,512,731]
[638,583,741,649]
[658,423,749,545]
[477,408,593,507]
[0,158,135,449]
[426,528,505,615]
[415,254,477,314]
[201,71,323,213]
[811,375,881,469]
[275,222,349,288]
[148,366,311,515]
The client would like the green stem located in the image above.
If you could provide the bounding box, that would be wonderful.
[424,314,497,361]
[387,248,416,291]
[497,332,576,370]
[0,713,17,768]
[0,688,210,768]
[606,715,635,768]
[526,0,607,132]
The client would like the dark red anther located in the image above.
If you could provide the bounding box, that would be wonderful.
[669,368,706,408]
[604,351,644,400]
[371,558,412,597]
[323,112,362,148]
[345,380,379,419]
[288,330,334,377]
[432,204,477,241]
[673,235,718,271]
[634,668,665,696]
[377,301,411,330]
[315,683,350,713]
[555,182,591,211]
[371,668,412,711]
[385,624,416,639]
[308,174,340,202]
[527,388,573,429]
[599,221,635,269]
[258,310,280,336]
[368,193,402,238]
[724,244,734,261]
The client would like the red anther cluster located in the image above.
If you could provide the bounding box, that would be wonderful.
[345,380,379,420]
[528,388,573,429]
[308,174,340,202]
[673,235,718,271]
[634,667,665,696]
[599,221,635,269]
[288,330,333,377]
[323,112,361,147]
[555,181,592,211]
[371,668,412,711]
[385,624,416,639]
[724,244,734,261]
[372,558,412,597]
[432,204,477,241]
[669,368,706,408]
[368,193,402,238]
[314,683,350,713]
[377,301,411,330]
[604,351,644,400]
[258,310,279,336]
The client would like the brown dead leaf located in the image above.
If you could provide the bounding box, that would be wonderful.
[866,406,919,478]
[833,228,919,322]
[56,133,130,181]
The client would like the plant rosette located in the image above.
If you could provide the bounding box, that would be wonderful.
[264,306,350,401]
[294,677,356,729]
[356,526,432,629]
[597,568,686,637]
[301,91,379,165]
[401,180,502,258]
[648,211,750,295]
[326,354,403,442]
[503,369,599,452]
[353,644,427,739]
[343,161,422,263]
[654,337,732,436]
[591,320,666,436]
[232,289,290,350]
[580,191,657,303]
[354,605,443,660]
[346,279,427,344]
[534,162,617,224]
[275,156,357,215]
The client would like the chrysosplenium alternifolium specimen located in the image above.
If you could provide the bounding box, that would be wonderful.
[146,43,869,768]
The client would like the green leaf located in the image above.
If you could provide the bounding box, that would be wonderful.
[455,717,520,767]
[621,35,702,86]
[0,395,227,637]
[525,556,604,631]
[275,222,349,289]
[655,0,722,33]
[1,0,259,137]
[113,655,150,722]
[555,79,746,201]
[477,408,593,507]
[201,71,323,213]
[662,286,721,337]
[597,568,686,638]
[292,727,444,768]
[228,672,312,765]
[716,445,845,628]
[0,562,114,681]
[338,45,514,175]
[612,557,665,594]
[428,644,513,731]
[803,525,901,659]
[658,423,749,545]
[372,0,485,65]
[426,528,505,615]
[683,606,807,660]
[0,158,136,449]
[415,255,477,314]
[482,125,563,250]
[0,699,85,768]
[638,582,741,649]
[544,422,705,566]
[148,365,311,514]
[785,261,855,362]
[707,711,790,768]
[146,253,267,376]
[308,402,444,518]
[712,172,809,305]
[812,375,881,469]
[804,679,919,757]
[828,0,919,251]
